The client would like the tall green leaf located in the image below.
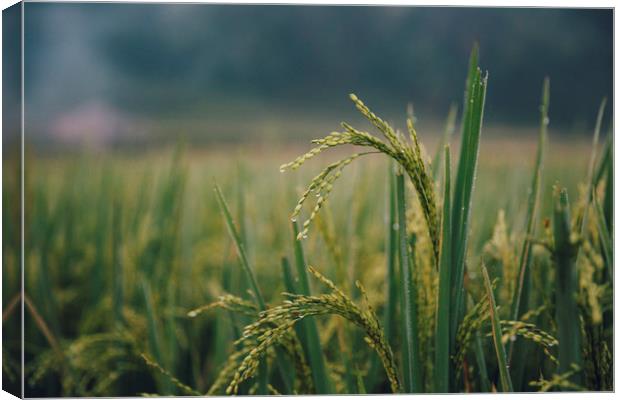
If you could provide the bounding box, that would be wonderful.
[292,221,332,393]
[593,132,612,229]
[552,187,583,384]
[450,44,488,360]
[434,145,452,393]
[473,329,491,392]
[508,78,549,389]
[593,195,612,283]
[510,76,549,324]
[214,183,265,309]
[214,183,270,394]
[141,278,171,393]
[481,264,513,392]
[368,161,398,392]
[396,171,422,393]
[579,98,607,239]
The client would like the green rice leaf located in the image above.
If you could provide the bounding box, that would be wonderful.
[481,264,513,392]
[434,145,452,393]
[396,171,423,393]
[291,222,332,393]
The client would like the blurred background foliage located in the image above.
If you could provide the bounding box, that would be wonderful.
[2,5,612,148]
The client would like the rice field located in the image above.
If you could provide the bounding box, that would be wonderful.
[2,48,613,396]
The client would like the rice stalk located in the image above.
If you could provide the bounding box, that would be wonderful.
[367,161,398,392]
[481,264,513,392]
[214,183,265,310]
[508,77,549,388]
[552,187,583,384]
[434,145,452,393]
[473,329,491,392]
[592,195,612,282]
[291,221,332,393]
[509,77,549,325]
[449,45,488,366]
[578,98,607,239]
[396,171,423,393]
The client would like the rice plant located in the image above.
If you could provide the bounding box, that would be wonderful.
[7,45,612,396]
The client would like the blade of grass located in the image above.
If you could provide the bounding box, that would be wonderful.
[280,255,309,359]
[236,163,249,246]
[277,256,303,392]
[602,134,613,229]
[434,145,452,393]
[34,191,61,337]
[164,281,179,394]
[481,264,513,392]
[508,79,549,388]
[214,183,273,394]
[594,131,613,229]
[396,171,422,393]
[24,294,81,396]
[593,194,612,283]
[340,339,357,394]
[112,198,124,326]
[450,45,488,360]
[579,98,607,239]
[551,101,607,389]
[214,183,265,309]
[473,329,491,392]
[24,294,62,365]
[2,293,20,322]
[384,161,398,347]
[92,173,110,306]
[212,305,232,388]
[510,76,549,325]
[292,221,332,393]
[221,240,243,345]
[552,187,583,384]
[141,279,163,365]
[368,161,398,392]
[140,278,171,393]
[235,166,250,296]
[593,132,612,188]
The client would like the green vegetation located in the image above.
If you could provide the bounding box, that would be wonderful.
[3,47,612,395]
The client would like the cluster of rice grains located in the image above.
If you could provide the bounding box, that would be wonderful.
[280,94,439,261]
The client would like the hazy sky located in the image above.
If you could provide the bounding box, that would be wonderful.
[15,4,613,145]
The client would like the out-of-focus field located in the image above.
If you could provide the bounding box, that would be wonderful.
[2,130,609,395]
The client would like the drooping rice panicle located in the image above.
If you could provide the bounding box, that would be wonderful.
[187,294,258,318]
[281,95,440,261]
[224,266,400,394]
